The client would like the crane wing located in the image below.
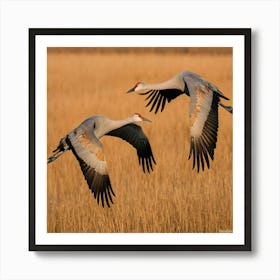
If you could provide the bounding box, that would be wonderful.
[106,123,156,173]
[139,88,184,114]
[188,85,220,172]
[66,129,115,207]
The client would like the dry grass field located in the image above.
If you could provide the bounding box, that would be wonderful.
[47,47,232,233]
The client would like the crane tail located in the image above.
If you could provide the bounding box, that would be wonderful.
[47,137,69,163]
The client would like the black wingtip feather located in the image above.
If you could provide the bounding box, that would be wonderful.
[155,95,163,114]
[146,91,158,107]
[146,158,150,173]
[144,91,156,101]
[161,97,167,112]
[150,93,161,112]
[148,157,153,171]
[139,90,153,96]
[152,154,156,165]
[141,157,146,173]
[101,192,105,208]
[196,149,200,173]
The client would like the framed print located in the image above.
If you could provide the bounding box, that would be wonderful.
[29,28,251,251]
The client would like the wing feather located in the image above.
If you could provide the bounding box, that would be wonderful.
[66,130,115,207]
[155,94,164,114]
[144,90,156,101]
[140,88,184,114]
[150,92,161,112]
[188,85,220,172]
[106,123,156,173]
[161,96,167,112]
[146,90,158,106]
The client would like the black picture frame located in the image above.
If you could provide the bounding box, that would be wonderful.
[29,28,251,251]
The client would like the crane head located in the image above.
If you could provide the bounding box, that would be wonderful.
[132,113,151,123]
[127,82,144,93]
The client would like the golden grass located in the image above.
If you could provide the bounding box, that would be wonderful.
[47,48,232,233]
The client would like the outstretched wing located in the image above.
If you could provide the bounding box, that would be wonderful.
[66,129,115,207]
[139,88,184,114]
[106,123,156,173]
[188,85,220,172]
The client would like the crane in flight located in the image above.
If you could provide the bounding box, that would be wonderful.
[127,71,233,172]
[48,113,156,207]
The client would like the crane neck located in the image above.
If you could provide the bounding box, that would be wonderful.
[103,116,135,135]
[115,116,134,128]
[141,76,184,91]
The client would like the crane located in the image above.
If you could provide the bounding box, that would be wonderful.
[48,113,156,207]
[127,71,233,172]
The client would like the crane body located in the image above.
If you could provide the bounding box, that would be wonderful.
[127,71,233,172]
[48,114,156,207]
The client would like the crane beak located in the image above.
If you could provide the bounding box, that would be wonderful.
[141,117,152,122]
[127,87,135,93]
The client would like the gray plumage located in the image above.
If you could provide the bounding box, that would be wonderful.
[48,113,156,207]
[127,70,233,172]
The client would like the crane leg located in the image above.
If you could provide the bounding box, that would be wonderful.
[219,102,233,114]
[47,137,69,163]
